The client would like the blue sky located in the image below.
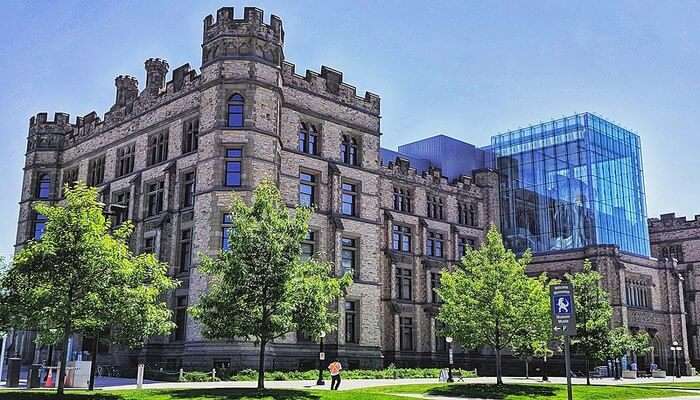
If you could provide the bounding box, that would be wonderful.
[1,0,699,258]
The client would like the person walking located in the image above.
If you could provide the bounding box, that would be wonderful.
[328,359,343,390]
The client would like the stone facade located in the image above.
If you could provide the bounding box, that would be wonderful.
[14,5,692,375]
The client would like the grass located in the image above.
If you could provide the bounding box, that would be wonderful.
[0,383,696,399]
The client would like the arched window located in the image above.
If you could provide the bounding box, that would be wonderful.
[33,213,47,240]
[340,135,358,166]
[227,94,245,128]
[298,123,318,155]
[36,174,50,199]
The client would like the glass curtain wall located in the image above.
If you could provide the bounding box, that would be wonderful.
[491,113,650,257]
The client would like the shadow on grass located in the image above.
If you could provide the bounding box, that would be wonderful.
[0,388,322,400]
[425,384,558,399]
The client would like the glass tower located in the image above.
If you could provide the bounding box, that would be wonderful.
[491,113,650,256]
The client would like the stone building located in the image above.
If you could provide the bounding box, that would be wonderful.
[13,5,692,374]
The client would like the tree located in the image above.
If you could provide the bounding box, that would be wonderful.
[190,180,351,389]
[600,327,650,378]
[437,225,548,385]
[566,260,612,385]
[0,183,177,395]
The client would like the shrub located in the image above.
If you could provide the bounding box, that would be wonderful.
[221,367,475,381]
[182,371,220,382]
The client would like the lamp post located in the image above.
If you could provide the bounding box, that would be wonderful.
[671,341,683,380]
[446,336,454,383]
[316,331,326,386]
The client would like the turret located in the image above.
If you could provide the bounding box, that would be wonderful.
[144,58,169,96]
[201,6,284,67]
[27,112,71,152]
[114,75,138,108]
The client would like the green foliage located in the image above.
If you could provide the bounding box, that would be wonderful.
[437,225,548,384]
[223,367,472,381]
[181,371,220,382]
[601,327,651,360]
[0,183,177,393]
[190,180,351,388]
[566,260,613,367]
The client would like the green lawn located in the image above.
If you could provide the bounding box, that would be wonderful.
[0,383,695,400]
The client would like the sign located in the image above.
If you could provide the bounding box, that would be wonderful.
[319,352,325,361]
[550,283,577,336]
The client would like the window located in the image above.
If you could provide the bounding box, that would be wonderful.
[391,225,412,253]
[459,202,478,226]
[298,123,318,155]
[222,213,234,250]
[396,268,412,300]
[225,148,242,187]
[626,279,652,309]
[33,213,47,240]
[143,236,156,254]
[299,172,317,207]
[345,301,358,344]
[146,180,165,217]
[174,296,187,341]
[87,155,106,186]
[116,143,136,177]
[393,187,412,213]
[182,119,199,154]
[341,182,357,216]
[36,174,51,199]
[227,94,245,128]
[435,321,447,352]
[430,272,441,304]
[112,191,130,225]
[147,131,169,166]
[213,359,231,371]
[182,171,196,208]
[426,232,444,258]
[179,228,193,273]
[62,167,79,189]
[301,231,316,260]
[400,317,414,351]
[457,237,475,258]
[341,237,358,277]
[340,135,359,166]
[661,244,684,262]
[427,195,444,220]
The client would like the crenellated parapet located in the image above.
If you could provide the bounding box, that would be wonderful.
[648,213,700,232]
[282,62,380,115]
[27,112,71,151]
[202,6,284,67]
[381,157,483,198]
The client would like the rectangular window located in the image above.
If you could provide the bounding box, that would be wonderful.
[341,237,358,277]
[396,268,412,300]
[393,187,412,213]
[626,279,652,309]
[222,213,234,250]
[174,296,187,341]
[340,135,359,166]
[116,143,136,177]
[301,231,315,260]
[87,155,106,186]
[147,131,169,166]
[182,119,199,154]
[299,172,317,207]
[179,228,192,273]
[112,191,130,226]
[427,195,444,220]
[225,148,242,187]
[146,180,165,217]
[391,225,412,253]
[62,167,79,190]
[426,231,444,258]
[341,182,357,216]
[298,123,318,155]
[345,301,358,344]
[458,202,478,226]
[430,272,441,304]
[661,244,684,262]
[143,236,156,254]
[400,317,414,351]
[457,237,475,258]
[181,171,196,208]
[33,213,47,240]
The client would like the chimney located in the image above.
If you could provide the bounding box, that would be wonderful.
[144,58,169,96]
[114,75,138,107]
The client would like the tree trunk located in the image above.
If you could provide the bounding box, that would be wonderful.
[88,334,98,390]
[495,347,503,385]
[524,359,529,379]
[257,339,267,390]
[57,320,72,395]
[585,356,590,385]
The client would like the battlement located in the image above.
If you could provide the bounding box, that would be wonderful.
[29,112,72,128]
[649,213,700,231]
[203,6,283,46]
[381,156,482,197]
[282,62,380,115]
